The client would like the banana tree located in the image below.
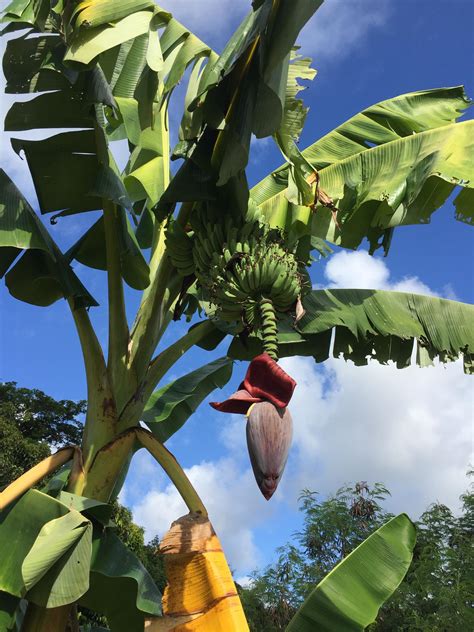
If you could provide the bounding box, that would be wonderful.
[0,1,473,631]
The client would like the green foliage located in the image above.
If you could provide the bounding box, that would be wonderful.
[142,356,234,443]
[0,381,85,490]
[228,289,474,373]
[78,506,166,629]
[0,488,165,632]
[22,509,93,608]
[0,171,98,308]
[0,416,50,490]
[0,383,165,630]
[240,481,474,631]
[285,514,416,631]
[0,381,85,447]
[0,490,87,601]
[252,86,473,254]
[369,484,474,631]
[1,0,473,629]
[240,482,392,629]
[107,501,166,594]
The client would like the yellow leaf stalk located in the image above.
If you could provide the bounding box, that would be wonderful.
[0,447,75,512]
[146,513,249,632]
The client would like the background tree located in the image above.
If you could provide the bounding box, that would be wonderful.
[240,480,474,632]
[0,382,85,489]
[0,382,84,447]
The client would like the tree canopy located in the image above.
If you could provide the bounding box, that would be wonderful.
[240,480,474,631]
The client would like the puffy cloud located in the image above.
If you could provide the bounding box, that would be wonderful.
[130,352,472,574]
[322,249,438,296]
[279,354,473,517]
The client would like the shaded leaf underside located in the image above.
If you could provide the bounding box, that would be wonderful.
[228,289,474,373]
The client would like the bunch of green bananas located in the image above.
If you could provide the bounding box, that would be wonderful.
[166,204,309,359]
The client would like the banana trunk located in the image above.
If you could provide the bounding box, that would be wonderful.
[146,513,249,632]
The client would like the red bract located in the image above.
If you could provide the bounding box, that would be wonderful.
[210,353,296,414]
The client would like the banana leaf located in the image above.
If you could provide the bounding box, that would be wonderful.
[285,514,416,631]
[79,528,162,632]
[2,33,70,94]
[69,0,156,31]
[274,50,317,207]
[159,17,212,98]
[0,490,161,630]
[4,82,94,131]
[65,11,157,67]
[0,170,97,307]
[10,132,101,215]
[0,0,50,29]
[252,86,473,253]
[22,510,92,608]
[228,289,474,373]
[66,211,150,291]
[0,490,82,599]
[170,0,323,191]
[0,591,21,632]
[142,357,234,443]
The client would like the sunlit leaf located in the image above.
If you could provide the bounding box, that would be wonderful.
[285,514,416,631]
[22,510,92,608]
[252,86,473,252]
[142,357,234,443]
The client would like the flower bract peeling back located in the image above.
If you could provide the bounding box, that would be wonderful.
[211,354,296,499]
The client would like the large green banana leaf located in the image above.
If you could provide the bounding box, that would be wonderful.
[0,490,161,630]
[22,510,92,608]
[228,289,474,373]
[142,357,233,443]
[252,87,473,253]
[285,514,416,631]
[0,0,221,300]
[79,529,162,632]
[0,490,87,601]
[165,0,323,202]
[0,170,97,307]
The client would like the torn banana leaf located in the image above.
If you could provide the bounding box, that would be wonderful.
[252,86,473,253]
[228,289,474,373]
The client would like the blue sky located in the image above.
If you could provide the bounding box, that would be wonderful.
[1,0,473,580]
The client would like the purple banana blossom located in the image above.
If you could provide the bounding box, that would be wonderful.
[246,402,293,500]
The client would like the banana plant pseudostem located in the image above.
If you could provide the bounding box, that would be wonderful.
[0,1,473,631]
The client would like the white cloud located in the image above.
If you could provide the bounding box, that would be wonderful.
[157,0,391,62]
[280,355,473,517]
[322,249,438,296]
[130,351,473,574]
[300,0,392,62]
